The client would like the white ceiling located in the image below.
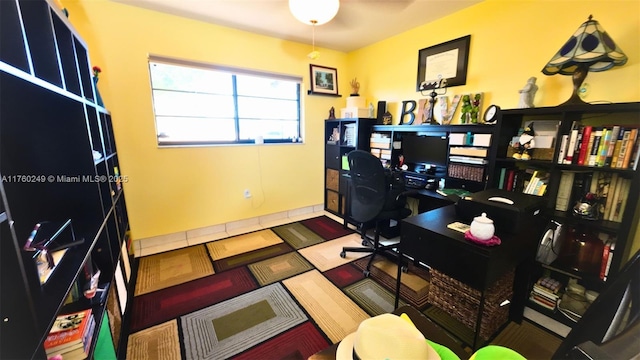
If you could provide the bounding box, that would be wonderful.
[113,0,482,52]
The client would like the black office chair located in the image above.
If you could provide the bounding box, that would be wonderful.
[339,150,412,277]
[552,248,640,359]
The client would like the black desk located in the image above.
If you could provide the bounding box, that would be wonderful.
[395,205,541,349]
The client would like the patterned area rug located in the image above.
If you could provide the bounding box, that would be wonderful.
[206,229,284,260]
[343,278,407,316]
[324,263,365,288]
[181,283,307,359]
[354,256,431,309]
[298,234,370,271]
[134,245,215,296]
[130,267,257,332]
[213,243,293,272]
[248,252,315,286]
[300,216,355,240]
[233,322,330,360]
[127,320,181,360]
[271,222,326,249]
[283,270,370,343]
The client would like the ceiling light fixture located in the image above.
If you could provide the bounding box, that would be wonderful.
[289,0,340,26]
[289,0,340,59]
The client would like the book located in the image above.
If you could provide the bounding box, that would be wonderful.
[557,134,569,164]
[498,168,507,190]
[596,128,610,166]
[506,169,515,191]
[564,124,580,164]
[56,315,96,360]
[600,238,612,280]
[631,137,640,170]
[610,127,625,168]
[614,179,631,222]
[608,178,625,221]
[603,173,619,220]
[44,309,93,354]
[603,240,616,281]
[615,129,632,168]
[621,128,638,169]
[576,125,593,165]
[604,125,621,167]
[587,128,602,166]
[555,171,576,212]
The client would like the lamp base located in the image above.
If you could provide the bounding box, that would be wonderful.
[560,65,589,106]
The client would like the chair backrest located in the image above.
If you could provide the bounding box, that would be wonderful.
[347,150,387,223]
[552,249,640,359]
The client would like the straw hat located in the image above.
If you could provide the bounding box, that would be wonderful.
[336,313,440,360]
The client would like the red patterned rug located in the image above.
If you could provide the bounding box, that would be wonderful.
[232,322,330,360]
[323,263,365,288]
[214,243,293,272]
[300,216,354,240]
[129,267,257,332]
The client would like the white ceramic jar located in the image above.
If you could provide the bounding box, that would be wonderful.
[470,213,495,241]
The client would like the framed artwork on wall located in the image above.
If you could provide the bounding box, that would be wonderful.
[309,64,340,96]
[416,35,471,92]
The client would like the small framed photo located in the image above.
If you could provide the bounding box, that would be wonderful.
[416,35,471,92]
[309,64,339,95]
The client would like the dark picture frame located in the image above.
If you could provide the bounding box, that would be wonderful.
[416,35,471,92]
[309,64,339,96]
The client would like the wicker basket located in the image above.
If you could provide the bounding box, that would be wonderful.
[427,268,515,340]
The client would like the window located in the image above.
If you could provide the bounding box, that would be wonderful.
[148,56,302,146]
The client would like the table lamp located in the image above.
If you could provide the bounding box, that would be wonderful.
[542,15,627,105]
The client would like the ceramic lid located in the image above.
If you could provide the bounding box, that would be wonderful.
[473,213,493,224]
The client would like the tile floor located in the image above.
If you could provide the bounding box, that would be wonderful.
[132,204,348,257]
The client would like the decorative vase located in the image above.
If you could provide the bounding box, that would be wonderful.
[93,77,104,107]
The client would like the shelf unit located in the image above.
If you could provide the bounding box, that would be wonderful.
[0,0,130,358]
[324,118,375,217]
[490,102,640,329]
[370,124,497,192]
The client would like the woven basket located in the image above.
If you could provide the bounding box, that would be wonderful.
[427,268,515,339]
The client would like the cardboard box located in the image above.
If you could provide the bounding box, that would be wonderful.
[341,107,370,119]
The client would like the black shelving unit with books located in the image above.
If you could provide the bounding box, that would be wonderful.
[0,0,131,358]
[490,102,640,330]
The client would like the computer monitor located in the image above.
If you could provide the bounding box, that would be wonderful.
[401,133,448,172]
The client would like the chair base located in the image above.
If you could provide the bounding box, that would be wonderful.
[340,231,400,276]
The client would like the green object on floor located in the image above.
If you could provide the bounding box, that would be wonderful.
[94,312,117,360]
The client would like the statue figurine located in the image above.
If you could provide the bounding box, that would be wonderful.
[518,77,538,108]
[512,123,536,160]
[350,78,360,96]
[329,106,336,119]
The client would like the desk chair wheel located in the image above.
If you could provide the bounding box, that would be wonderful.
[402,266,408,273]
[362,239,368,246]
[340,251,346,258]
[363,270,370,277]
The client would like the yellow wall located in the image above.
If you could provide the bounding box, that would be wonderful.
[64,0,640,248]
[64,0,349,239]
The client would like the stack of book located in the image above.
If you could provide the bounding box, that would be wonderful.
[44,308,95,360]
[559,124,639,170]
[530,277,562,311]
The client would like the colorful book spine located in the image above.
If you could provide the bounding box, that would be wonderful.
[577,126,593,165]
[557,134,569,164]
[611,127,626,168]
[621,128,638,169]
[616,129,632,168]
[564,127,580,164]
[587,128,602,166]
[604,125,621,167]
[596,128,610,167]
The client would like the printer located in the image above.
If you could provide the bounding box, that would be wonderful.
[455,189,546,234]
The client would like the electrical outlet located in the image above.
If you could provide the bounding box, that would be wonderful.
[243,189,251,198]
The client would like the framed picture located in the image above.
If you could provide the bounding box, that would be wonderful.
[416,35,471,92]
[309,64,339,95]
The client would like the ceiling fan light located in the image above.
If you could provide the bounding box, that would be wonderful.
[289,0,340,25]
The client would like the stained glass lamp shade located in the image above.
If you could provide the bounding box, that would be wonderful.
[542,15,628,105]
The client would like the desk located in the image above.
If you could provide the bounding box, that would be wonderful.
[308,305,470,360]
[395,205,541,350]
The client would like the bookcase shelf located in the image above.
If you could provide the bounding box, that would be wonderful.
[1,1,130,358]
[491,102,639,332]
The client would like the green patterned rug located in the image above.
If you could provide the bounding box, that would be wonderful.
[248,252,314,286]
[271,222,326,249]
[343,278,407,316]
[181,283,307,359]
